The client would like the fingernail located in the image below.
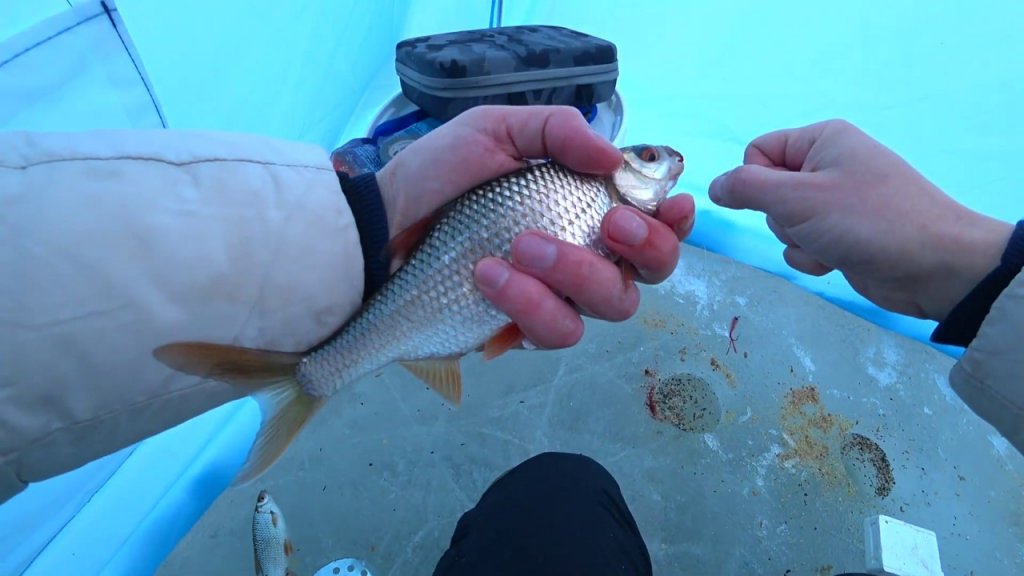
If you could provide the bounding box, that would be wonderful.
[609,210,649,246]
[514,233,557,269]
[708,174,724,201]
[675,213,694,237]
[476,259,510,290]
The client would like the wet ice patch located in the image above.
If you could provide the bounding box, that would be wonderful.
[738,406,752,423]
[703,433,728,459]
[658,264,711,315]
[867,362,897,388]
[989,434,1012,460]
[933,372,958,405]
[863,341,903,389]
[752,443,783,487]
[791,340,815,373]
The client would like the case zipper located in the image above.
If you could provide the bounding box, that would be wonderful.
[395,61,618,98]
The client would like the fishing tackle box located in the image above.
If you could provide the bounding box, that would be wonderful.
[394,25,618,122]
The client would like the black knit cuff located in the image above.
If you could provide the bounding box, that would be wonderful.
[337,171,390,299]
[931,219,1024,347]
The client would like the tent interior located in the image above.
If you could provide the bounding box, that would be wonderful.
[2,1,1023,574]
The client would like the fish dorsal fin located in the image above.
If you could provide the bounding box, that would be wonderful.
[483,322,525,360]
[153,342,303,382]
[385,212,439,268]
[400,358,462,406]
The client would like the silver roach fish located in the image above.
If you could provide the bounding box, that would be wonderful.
[252,489,296,576]
[154,144,685,483]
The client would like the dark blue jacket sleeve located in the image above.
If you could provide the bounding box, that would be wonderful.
[337,171,391,300]
[931,220,1024,347]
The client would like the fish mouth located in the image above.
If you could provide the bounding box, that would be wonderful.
[665,146,685,176]
[658,146,685,192]
[255,489,270,511]
[659,145,684,188]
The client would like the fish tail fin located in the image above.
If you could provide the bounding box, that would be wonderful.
[237,377,325,485]
[152,342,324,485]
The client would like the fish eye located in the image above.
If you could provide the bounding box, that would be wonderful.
[640,147,659,162]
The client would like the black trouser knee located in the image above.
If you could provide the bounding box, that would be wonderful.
[432,451,652,576]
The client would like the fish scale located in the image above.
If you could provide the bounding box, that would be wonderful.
[297,161,615,398]
[152,143,684,486]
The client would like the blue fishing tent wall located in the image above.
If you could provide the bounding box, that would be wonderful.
[2,1,1022,574]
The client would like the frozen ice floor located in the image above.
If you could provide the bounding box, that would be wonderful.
[159,245,1024,575]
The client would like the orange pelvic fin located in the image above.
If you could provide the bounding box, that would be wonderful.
[482,322,525,360]
[400,357,463,406]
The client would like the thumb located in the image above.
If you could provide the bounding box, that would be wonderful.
[708,164,806,218]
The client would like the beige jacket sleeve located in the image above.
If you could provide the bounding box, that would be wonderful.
[949,271,1024,455]
[0,130,365,503]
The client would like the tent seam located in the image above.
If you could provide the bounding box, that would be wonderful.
[0,156,334,172]
[17,446,137,575]
[0,13,103,69]
[100,1,168,128]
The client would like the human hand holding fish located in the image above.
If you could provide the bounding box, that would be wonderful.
[153,104,688,486]
[376,105,696,350]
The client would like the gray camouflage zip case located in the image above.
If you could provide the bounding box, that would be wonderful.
[395,25,618,121]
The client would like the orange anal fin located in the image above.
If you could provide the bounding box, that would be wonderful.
[385,212,438,267]
[284,538,294,557]
[400,357,462,406]
[483,323,524,360]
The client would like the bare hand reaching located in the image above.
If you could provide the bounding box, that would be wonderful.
[709,119,1013,322]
